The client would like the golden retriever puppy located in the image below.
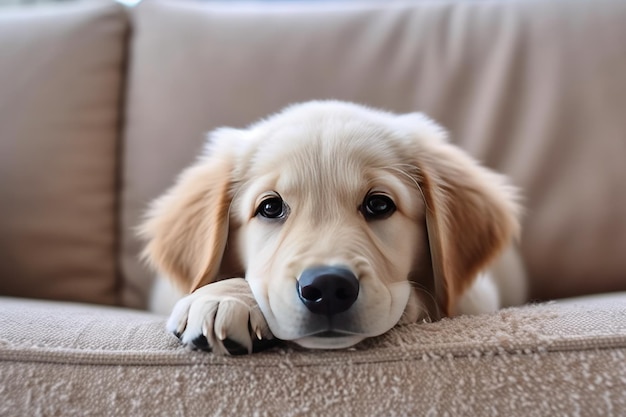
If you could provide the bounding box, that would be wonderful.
[141,101,526,355]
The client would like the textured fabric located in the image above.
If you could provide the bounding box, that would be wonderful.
[0,2,128,305]
[1,294,625,416]
[122,0,626,309]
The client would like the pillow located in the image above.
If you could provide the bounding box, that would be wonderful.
[0,2,128,305]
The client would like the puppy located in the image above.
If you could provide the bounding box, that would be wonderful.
[141,101,526,355]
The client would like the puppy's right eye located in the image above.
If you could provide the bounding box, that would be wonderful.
[361,193,396,221]
[255,196,288,220]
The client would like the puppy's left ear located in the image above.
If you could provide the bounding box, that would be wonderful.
[402,114,522,316]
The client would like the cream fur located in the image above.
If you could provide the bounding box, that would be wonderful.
[141,101,525,355]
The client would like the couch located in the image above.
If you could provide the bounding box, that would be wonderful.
[1,0,625,415]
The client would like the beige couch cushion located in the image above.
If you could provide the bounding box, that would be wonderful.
[0,2,127,305]
[1,294,625,415]
[123,0,626,309]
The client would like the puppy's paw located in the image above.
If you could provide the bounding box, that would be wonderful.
[166,278,276,355]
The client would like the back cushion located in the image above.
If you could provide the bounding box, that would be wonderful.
[0,2,127,305]
[123,0,626,308]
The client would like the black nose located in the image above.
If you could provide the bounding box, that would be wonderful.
[297,266,360,316]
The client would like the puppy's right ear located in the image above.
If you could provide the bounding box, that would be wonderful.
[139,129,239,293]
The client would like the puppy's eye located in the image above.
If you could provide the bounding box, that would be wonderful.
[361,194,396,220]
[256,196,288,220]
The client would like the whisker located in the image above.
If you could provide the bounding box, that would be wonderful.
[405,280,443,322]
[402,302,432,324]
[384,165,430,211]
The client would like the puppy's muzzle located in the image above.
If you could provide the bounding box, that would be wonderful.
[297,266,359,316]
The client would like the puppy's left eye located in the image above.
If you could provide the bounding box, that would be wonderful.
[256,196,288,220]
[361,194,396,220]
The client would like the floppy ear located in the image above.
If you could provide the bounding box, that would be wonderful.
[404,115,521,316]
[139,130,239,293]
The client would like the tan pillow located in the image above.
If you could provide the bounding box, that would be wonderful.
[0,2,128,305]
[123,0,626,308]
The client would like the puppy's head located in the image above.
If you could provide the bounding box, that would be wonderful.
[141,101,520,349]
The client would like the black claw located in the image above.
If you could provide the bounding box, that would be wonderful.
[191,334,212,352]
[245,322,280,353]
[252,337,281,353]
[173,330,182,339]
[222,338,249,356]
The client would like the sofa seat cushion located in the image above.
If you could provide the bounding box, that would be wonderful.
[1,295,625,416]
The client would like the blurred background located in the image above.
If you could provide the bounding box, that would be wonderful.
[1,0,625,310]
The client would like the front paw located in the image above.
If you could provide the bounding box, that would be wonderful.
[166,278,276,355]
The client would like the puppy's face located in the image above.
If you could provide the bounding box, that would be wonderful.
[232,117,428,348]
[142,101,520,350]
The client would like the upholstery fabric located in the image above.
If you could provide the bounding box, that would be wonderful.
[122,0,626,309]
[2,1,626,416]
[1,295,625,416]
[0,2,128,305]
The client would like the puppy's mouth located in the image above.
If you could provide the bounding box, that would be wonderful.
[298,316,365,339]
[293,327,367,349]
[314,330,351,338]
[250,272,412,350]
[294,333,366,350]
